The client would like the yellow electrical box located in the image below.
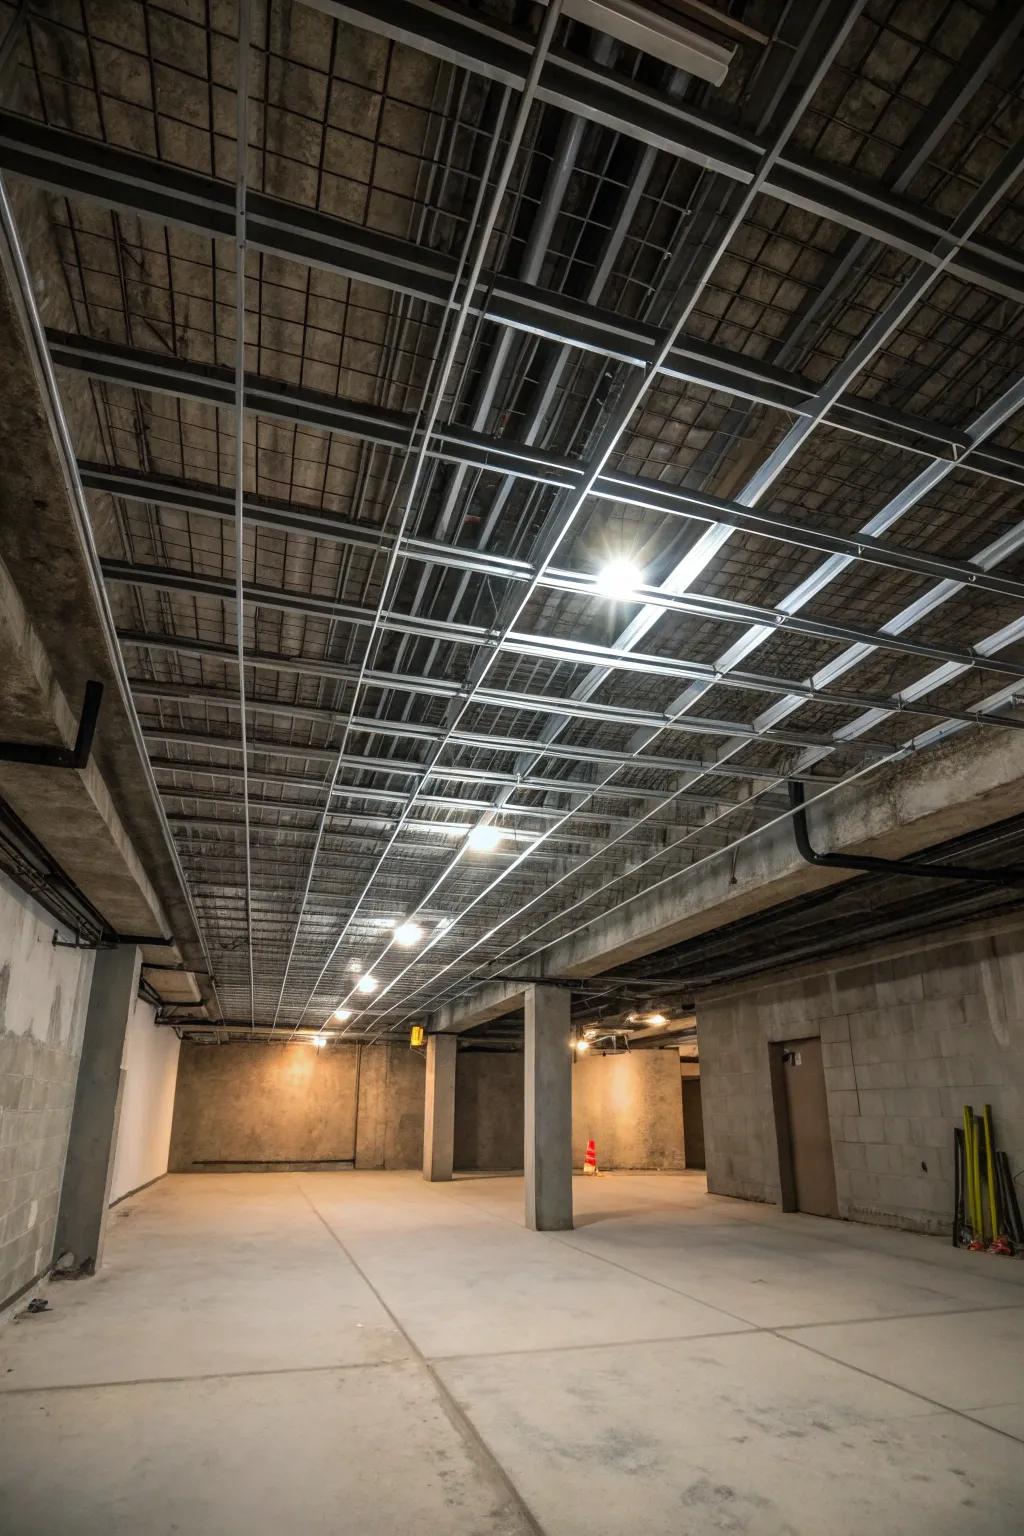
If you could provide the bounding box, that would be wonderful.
[410,1025,425,1048]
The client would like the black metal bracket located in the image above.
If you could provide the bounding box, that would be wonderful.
[52,930,175,951]
[0,680,103,768]
[788,779,1024,890]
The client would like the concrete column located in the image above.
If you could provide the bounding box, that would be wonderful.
[524,984,573,1231]
[422,1033,457,1181]
[55,943,141,1271]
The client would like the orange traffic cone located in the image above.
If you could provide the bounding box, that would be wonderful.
[583,1138,597,1175]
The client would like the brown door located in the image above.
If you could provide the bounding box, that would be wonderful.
[682,1078,705,1169]
[780,1037,838,1217]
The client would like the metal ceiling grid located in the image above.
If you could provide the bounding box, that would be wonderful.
[4,0,1024,1035]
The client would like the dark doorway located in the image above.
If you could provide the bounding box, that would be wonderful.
[682,1077,705,1169]
[778,1037,838,1218]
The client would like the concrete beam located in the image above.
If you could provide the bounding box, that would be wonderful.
[0,553,171,938]
[422,1034,456,1182]
[140,966,202,1005]
[55,944,141,1271]
[435,722,1024,1032]
[0,212,209,995]
[524,986,573,1232]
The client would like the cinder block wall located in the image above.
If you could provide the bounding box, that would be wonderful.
[455,1048,685,1172]
[168,1040,425,1171]
[571,1051,684,1171]
[0,876,94,1309]
[698,914,1024,1233]
[455,1052,523,1170]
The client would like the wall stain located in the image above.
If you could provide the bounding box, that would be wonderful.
[48,983,64,1047]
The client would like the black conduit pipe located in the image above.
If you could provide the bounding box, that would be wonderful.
[0,680,102,768]
[787,780,1024,890]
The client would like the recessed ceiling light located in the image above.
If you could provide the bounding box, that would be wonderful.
[393,920,424,947]
[594,558,642,601]
[466,824,503,853]
[356,973,378,994]
[332,1007,352,1022]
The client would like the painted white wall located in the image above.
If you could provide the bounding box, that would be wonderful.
[0,873,95,1305]
[109,996,180,1204]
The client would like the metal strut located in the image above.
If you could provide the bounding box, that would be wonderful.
[0,680,103,768]
[787,779,1024,891]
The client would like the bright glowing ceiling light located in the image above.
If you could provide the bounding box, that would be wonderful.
[649,1013,667,1026]
[332,1007,352,1022]
[574,1038,591,1053]
[466,824,503,853]
[356,973,378,994]
[594,558,642,601]
[311,1034,328,1048]
[393,920,424,948]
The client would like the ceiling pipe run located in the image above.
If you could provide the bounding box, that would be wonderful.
[787,779,1024,891]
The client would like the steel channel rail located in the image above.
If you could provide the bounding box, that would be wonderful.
[294,4,869,1031]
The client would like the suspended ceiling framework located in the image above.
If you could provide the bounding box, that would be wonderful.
[5,0,1024,1041]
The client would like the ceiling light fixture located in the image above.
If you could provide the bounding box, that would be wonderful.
[466,824,504,853]
[575,1038,591,1054]
[311,1034,328,1048]
[332,1007,352,1022]
[348,960,364,974]
[649,1013,667,1026]
[356,974,378,994]
[393,920,424,947]
[594,558,642,601]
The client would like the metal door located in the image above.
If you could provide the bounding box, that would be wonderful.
[682,1077,705,1169]
[780,1037,838,1218]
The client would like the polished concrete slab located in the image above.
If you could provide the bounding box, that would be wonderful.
[1,1170,1022,1534]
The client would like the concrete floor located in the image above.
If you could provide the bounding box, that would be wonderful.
[2,1172,1023,1534]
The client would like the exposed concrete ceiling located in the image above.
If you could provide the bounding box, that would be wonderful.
[3,0,1024,1039]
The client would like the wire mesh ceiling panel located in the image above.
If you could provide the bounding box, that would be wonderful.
[5,0,1024,1037]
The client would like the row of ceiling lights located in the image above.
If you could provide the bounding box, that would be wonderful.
[321,558,644,1023]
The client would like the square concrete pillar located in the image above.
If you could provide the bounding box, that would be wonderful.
[524,984,573,1231]
[55,943,141,1271]
[422,1033,457,1181]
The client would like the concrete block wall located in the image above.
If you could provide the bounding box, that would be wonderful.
[353,1043,425,1170]
[572,1050,685,1171]
[454,1048,686,1172]
[168,1040,425,1171]
[698,914,1024,1233]
[455,1052,523,1171]
[167,1040,688,1178]
[0,876,94,1309]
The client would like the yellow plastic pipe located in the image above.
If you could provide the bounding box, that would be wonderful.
[962,1105,976,1239]
[983,1104,999,1240]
